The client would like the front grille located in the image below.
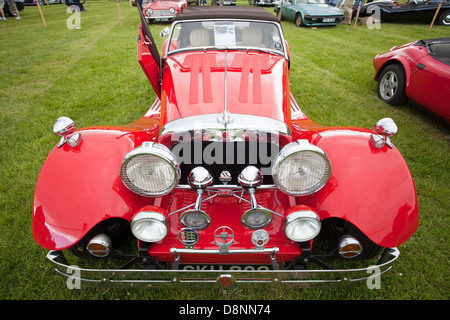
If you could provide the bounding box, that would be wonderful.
[152,10,173,17]
[172,141,279,186]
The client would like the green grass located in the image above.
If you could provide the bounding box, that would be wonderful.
[0,0,448,300]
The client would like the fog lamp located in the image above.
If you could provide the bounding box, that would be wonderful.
[180,209,211,230]
[338,235,362,259]
[131,210,169,242]
[284,209,321,242]
[241,208,272,230]
[86,233,111,258]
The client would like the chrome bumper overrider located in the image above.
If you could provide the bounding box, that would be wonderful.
[46,247,400,288]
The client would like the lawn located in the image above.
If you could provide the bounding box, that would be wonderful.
[0,0,448,301]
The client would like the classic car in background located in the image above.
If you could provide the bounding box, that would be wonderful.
[249,0,276,6]
[143,0,187,23]
[374,37,450,122]
[33,6,419,287]
[358,0,450,25]
[275,0,344,27]
[24,0,62,5]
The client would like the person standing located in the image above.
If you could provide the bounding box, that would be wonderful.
[1,0,7,21]
[6,0,20,19]
[340,0,353,25]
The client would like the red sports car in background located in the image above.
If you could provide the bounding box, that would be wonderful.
[143,0,187,23]
[374,37,450,122]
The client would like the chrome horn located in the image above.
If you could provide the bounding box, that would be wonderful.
[179,167,213,230]
[238,166,272,229]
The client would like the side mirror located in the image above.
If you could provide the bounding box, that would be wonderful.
[160,27,170,38]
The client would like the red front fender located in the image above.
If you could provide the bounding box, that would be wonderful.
[300,127,419,248]
[32,128,155,250]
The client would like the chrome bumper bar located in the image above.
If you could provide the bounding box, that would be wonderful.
[46,247,400,288]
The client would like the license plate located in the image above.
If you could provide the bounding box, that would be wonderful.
[323,18,335,22]
[181,264,272,271]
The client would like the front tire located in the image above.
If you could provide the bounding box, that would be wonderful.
[295,13,304,27]
[377,64,407,106]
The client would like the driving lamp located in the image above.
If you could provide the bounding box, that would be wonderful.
[239,166,272,229]
[284,209,321,242]
[131,210,169,242]
[121,142,180,197]
[169,7,176,14]
[180,167,213,230]
[272,140,331,196]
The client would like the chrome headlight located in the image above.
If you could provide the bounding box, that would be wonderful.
[131,211,169,242]
[146,8,153,16]
[121,142,180,197]
[272,140,331,196]
[284,209,321,242]
[169,7,176,14]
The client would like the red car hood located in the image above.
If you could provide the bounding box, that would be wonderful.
[160,50,290,125]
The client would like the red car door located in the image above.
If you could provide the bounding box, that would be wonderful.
[407,54,450,122]
[137,5,162,98]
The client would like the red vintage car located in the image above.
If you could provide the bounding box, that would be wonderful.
[143,0,187,23]
[33,6,419,288]
[374,37,450,122]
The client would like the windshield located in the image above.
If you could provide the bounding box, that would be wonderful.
[167,20,285,55]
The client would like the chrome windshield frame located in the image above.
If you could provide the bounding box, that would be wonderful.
[163,18,289,60]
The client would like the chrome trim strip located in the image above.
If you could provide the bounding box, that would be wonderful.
[46,247,400,288]
[159,114,291,137]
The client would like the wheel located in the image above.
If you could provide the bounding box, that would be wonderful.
[377,64,407,106]
[438,10,450,26]
[295,13,304,27]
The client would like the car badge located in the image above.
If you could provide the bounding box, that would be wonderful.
[214,226,234,254]
[216,110,234,125]
[251,230,270,250]
[216,274,236,287]
[219,170,232,184]
[178,228,199,249]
